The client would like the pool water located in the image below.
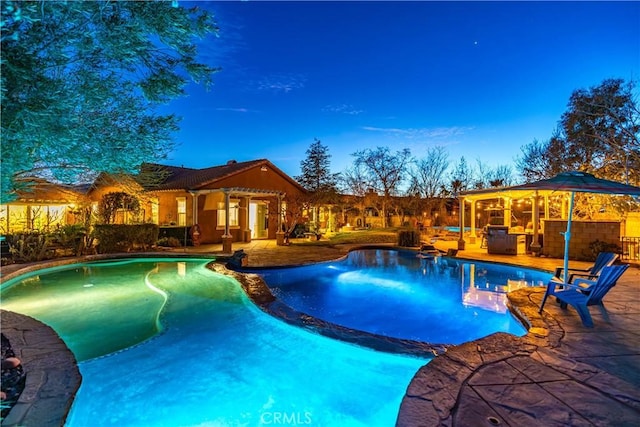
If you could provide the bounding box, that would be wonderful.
[240,249,552,344]
[0,259,427,426]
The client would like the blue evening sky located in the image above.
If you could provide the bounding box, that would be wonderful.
[163,1,639,179]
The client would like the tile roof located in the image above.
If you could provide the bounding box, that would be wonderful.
[143,159,279,191]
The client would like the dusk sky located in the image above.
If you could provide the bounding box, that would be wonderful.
[163,1,639,179]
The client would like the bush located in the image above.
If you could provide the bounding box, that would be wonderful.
[94,224,159,253]
[4,232,53,262]
[158,226,192,246]
[52,224,87,256]
[157,237,182,247]
[397,229,421,247]
[585,239,621,261]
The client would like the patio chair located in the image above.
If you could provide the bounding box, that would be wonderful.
[539,264,629,327]
[553,251,618,283]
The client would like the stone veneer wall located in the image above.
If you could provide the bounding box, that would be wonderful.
[542,220,622,261]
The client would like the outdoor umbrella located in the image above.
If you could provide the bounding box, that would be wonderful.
[508,171,640,283]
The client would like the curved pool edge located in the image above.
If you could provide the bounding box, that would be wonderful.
[0,252,218,285]
[395,286,564,426]
[1,309,82,427]
[209,263,450,359]
[0,254,219,426]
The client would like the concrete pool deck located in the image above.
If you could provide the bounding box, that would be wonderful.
[1,239,638,426]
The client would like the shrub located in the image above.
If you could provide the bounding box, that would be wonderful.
[52,224,87,256]
[158,226,192,246]
[585,239,621,261]
[4,232,53,262]
[397,230,421,247]
[157,237,182,247]
[94,224,159,253]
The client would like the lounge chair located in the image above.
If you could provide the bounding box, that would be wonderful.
[539,264,629,327]
[553,252,618,283]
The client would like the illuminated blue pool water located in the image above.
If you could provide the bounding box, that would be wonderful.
[240,249,552,344]
[0,259,427,426]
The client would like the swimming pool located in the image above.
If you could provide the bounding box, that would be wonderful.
[0,259,427,426]
[239,249,552,345]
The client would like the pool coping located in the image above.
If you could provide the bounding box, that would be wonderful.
[3,248,634,426]
[0,253,219,427]
[210,262,451,359]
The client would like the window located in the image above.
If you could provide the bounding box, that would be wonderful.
[151,201,159,224]
[217,200,239,228]
[176,197,187,226]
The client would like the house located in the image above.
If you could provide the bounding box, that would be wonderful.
[0,179,89,234]
[2,159,308,251]
[135,159,307,248]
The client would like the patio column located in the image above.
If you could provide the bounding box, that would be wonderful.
[276,193,285,246]
[457,197,466,250]
[241,196,251,242]
[469,200,477,243]
[189,192,199,225]
[222,190,233,253]
[530,192,542,254]
[503,197,512,227]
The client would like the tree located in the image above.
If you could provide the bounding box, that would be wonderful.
[561,78,639,184]
[339,162,370,228]
[97,192,140,224]
[449,156,473,195]
[517,78,640,184]
[295,138,339,195]
[1,1,220,202]
[352,146,412,227]
[295,138,340,231]
[407,146,450,226]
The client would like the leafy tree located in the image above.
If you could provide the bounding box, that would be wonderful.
[352,146,412,227]
[295,138,340,230]
[1,1,220,202]
[517,78,640,184]
[97,192,140,224]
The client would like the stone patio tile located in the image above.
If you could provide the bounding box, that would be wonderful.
[472,382,592,427]
[530,348,600,382]
[453,385,508,427]
[396,396,449,427]
[602,300,640,314]
[561,331,640,357]
[573,355,640,392]
[506,356,571,382]
[468,360,531,386]
[405,359,472,419]
[541,380,640,426]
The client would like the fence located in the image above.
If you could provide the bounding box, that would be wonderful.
[620,236,640,261]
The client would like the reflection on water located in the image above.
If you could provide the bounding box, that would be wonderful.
[242,249,551,345]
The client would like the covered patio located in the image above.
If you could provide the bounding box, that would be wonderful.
[456,186,638,261]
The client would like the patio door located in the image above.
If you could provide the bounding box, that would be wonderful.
[250,202,269,239]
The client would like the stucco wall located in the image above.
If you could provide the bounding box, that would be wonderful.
[542,220,622,261]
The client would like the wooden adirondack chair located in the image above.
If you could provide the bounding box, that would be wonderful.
[540,264,629,327]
